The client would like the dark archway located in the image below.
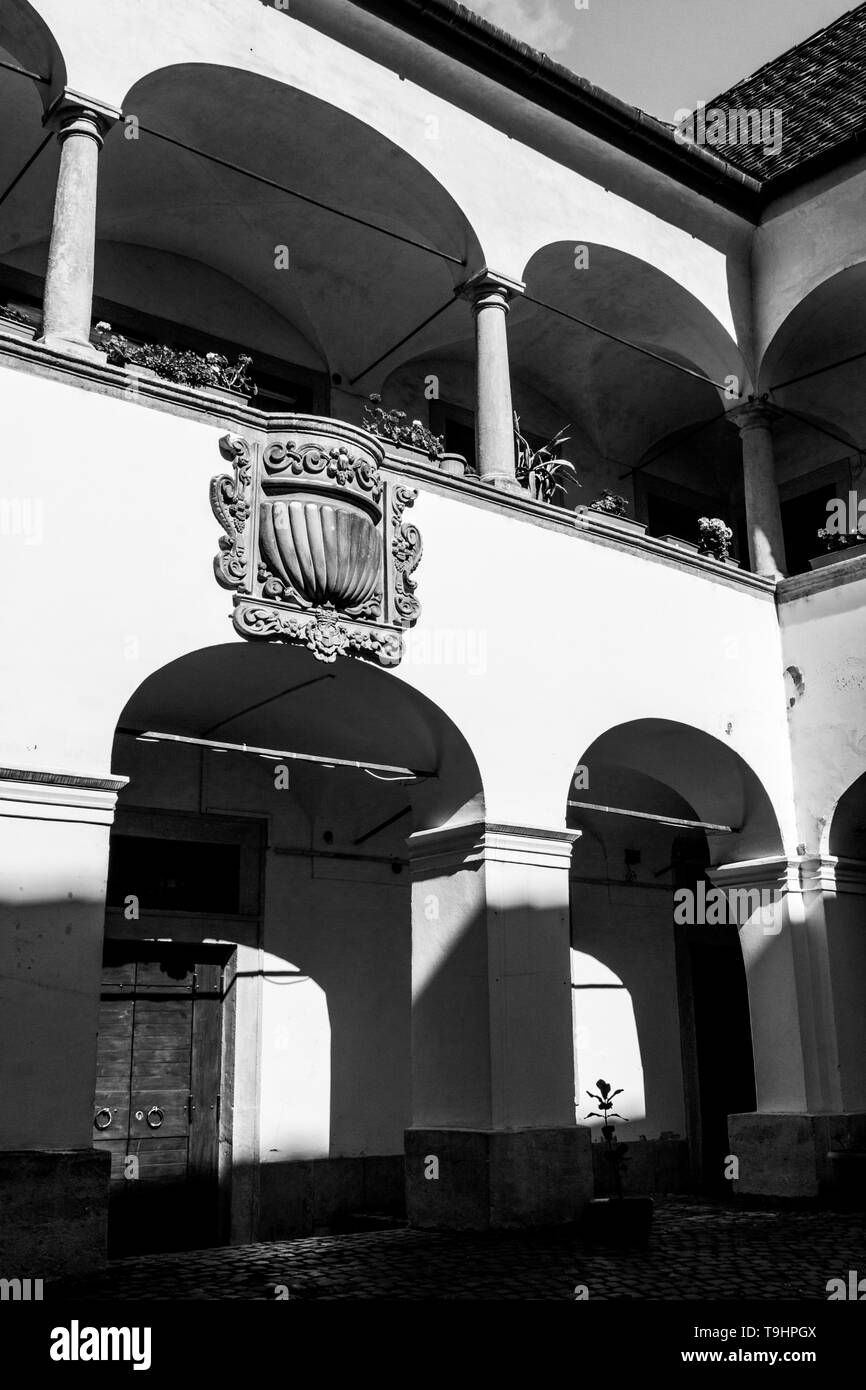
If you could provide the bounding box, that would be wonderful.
[567,719,783,1191]
[101,642,484,1248]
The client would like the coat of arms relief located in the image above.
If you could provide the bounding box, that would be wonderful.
[211,419,422,666]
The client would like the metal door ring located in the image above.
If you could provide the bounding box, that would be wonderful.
[94,1108,113,1130]
[146,1106,165,1129]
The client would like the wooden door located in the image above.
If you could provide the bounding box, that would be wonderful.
[93,944,225,1255]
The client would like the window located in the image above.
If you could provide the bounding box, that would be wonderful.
[106,835,241,914]
[429,400,477,473]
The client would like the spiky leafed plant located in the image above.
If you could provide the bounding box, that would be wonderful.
[513,413,580,505]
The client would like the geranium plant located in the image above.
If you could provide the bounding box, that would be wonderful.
[816,526,866,553]
[1,303,32,325]
[698,516,733,562]
[590,490,629,516]
[361,394,444,460]
[514,413,580,505]
[92,322,255,397]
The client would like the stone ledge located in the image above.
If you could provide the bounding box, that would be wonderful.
[0,339,776,596]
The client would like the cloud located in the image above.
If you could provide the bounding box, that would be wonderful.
[466,0,576,57]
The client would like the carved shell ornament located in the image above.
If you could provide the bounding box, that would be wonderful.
[211,427,422,667]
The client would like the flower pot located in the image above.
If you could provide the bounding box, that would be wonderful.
[581,1196,654,1248]
[659,534,700,554]
[0,314,37,342]
[124,364,160,383]
[382,439,442,468]
[577,506,647,536]
[197,383,250,406]
[809,543,866,571]
[439,452,467,477]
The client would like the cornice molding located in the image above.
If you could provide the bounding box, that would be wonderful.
[408,820,580,872]
[0,766,128,822]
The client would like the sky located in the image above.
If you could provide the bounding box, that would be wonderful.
[465,0,858,120]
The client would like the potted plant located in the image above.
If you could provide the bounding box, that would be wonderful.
[514,414,579,504]
[580,1079,654,1247]
[809,526,866,570]
[697,516,734,562]
[92,322,256,402]
[590,489,629,516]
[0,302,38,342]
[576,489,647,536]
[361,394,446,464]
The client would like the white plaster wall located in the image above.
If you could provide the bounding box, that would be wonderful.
[0,363,798,848]
[778,579,866,853]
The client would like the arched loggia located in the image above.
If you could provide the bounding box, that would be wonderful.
[99,641,484,1250]
[758,264,866,573]
[567,718,785,1191]
[0,60,486,414]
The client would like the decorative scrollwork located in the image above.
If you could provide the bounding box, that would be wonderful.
[392,486,423,623]
[211,434,252,589]
[233,602,403,668]
[214,422,421,667]
[263,440,383,502]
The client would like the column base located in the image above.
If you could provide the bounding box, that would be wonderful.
[0,1149,110,1276]
[36,333,107,363]
[729,1112,866,1204]
[480,474,523,495]
[405,1126,593,1230]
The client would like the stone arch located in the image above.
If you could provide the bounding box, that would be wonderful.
[825,767,866,862]
[566,717,781,1187]
[0,60,486,400]
[0,0,66,108]
[758,263,866,456]
[501,241,746,509]
[102,640,485,1242]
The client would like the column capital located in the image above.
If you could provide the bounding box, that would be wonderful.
[707,855,801,893]
[459,267,525,310]
[43,88,121,145]
[799,855,866,896]
[408,820,579,873]
[726,399,782,434]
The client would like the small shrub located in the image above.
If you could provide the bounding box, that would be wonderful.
[698,515,733,561]
[93,322,255,396]
[590,490,629,516]
[362,394,444,459]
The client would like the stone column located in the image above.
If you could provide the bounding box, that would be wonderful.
[0,767,126,1275]
[405,821,593,1229]
[462,269,525,492]
[38,91,120,361]
[730,402,787,579]
[709,856,866,1202]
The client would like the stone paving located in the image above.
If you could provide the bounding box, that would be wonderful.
[50,1198,866,1301]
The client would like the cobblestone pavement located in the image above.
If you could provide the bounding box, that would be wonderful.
[50,1199,866,1301]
